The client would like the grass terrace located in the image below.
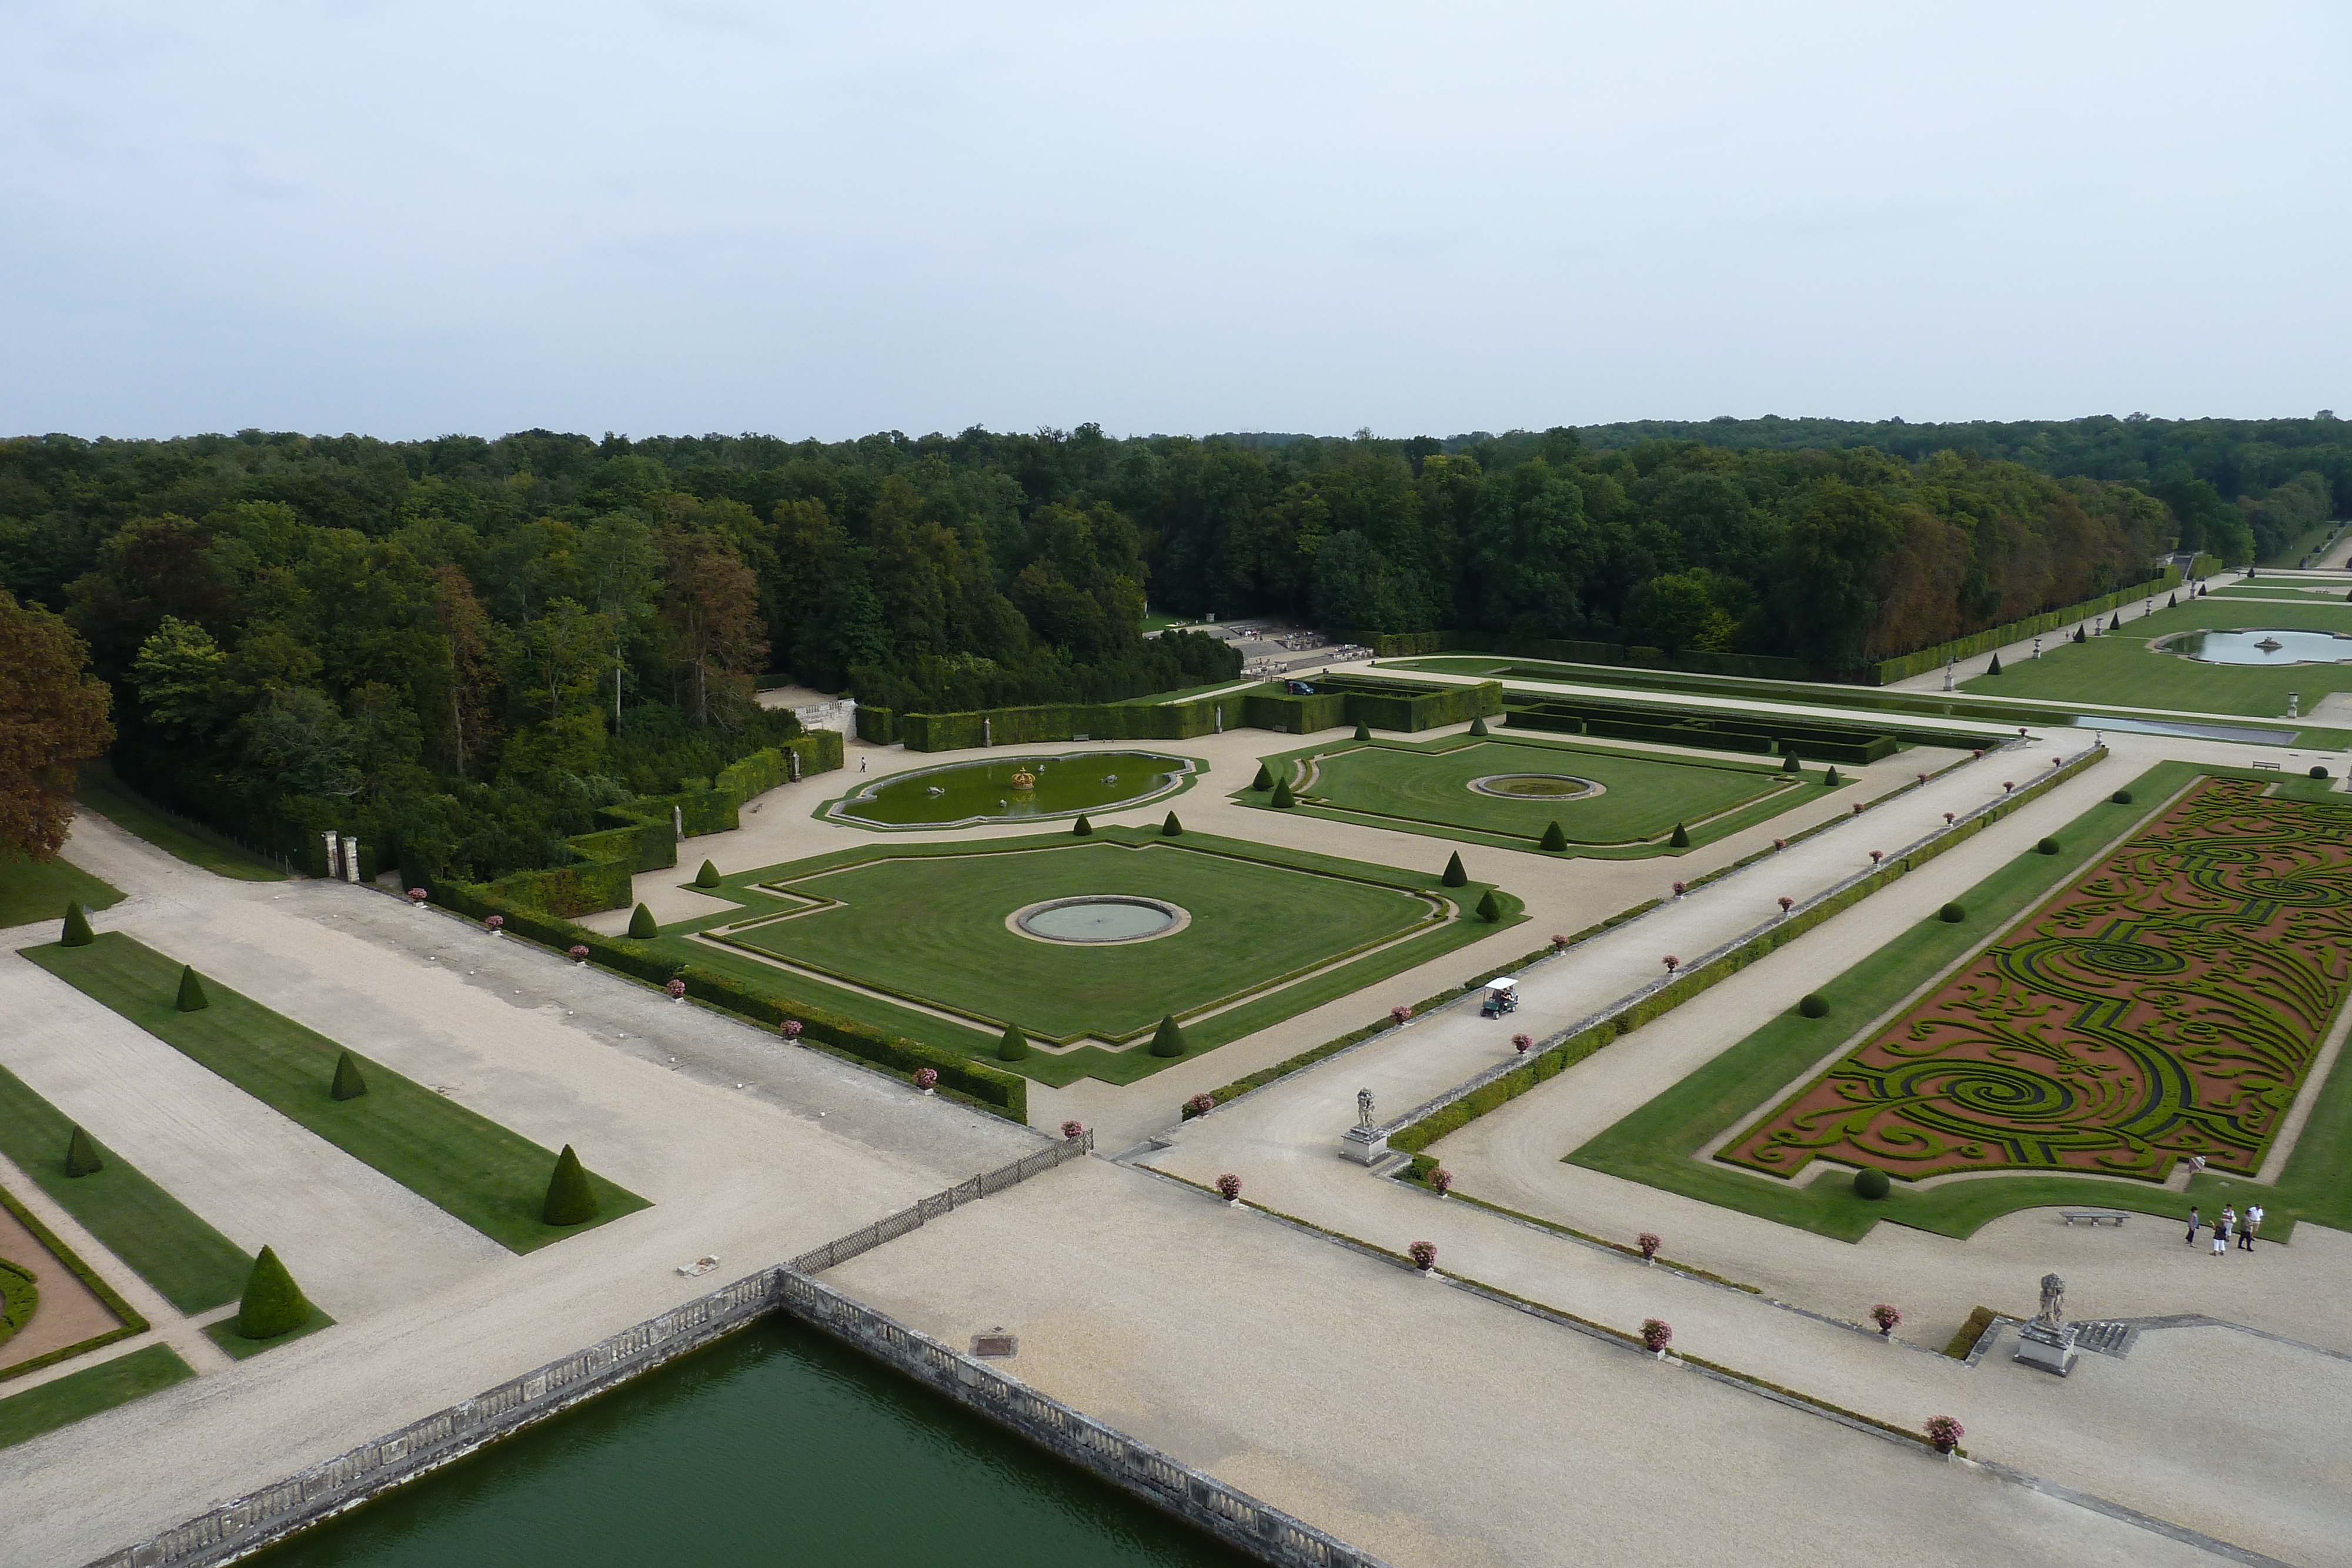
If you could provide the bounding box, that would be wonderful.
[0,855,123,930]
[1245,731,1837,856]
[1960,594,2352,717]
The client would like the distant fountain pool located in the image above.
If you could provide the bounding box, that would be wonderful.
[2165,628,2352,666]
[827,751,1197,827]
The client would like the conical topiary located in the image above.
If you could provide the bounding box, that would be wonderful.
[61,901,93,947]
[1354,722,1372,741]
[330,1050,368,1101]
[1251,762,1274,791]
[1271,778,1295,808]
[1469,716,1490,737]
[1824,766,1842,787]
[2107,613,2120,631]
[1441,852,1467,888]
[1161,811,1182,837]
[1539,820,1568,852]
[235,1246,313,1340]
[1668,822,1690,849]
[628,902,657,939]
[175,965,209,1012]
[64,1125,103,1178]
[1781,751,1799,773]
[2167,593,2177,608]
[1986,653,2002,675]
[998,1022,1030,1061]
[2074,626,2087,643]
[1072,814,1093,836]
[1148,1015,1187,1058]
[542,1144,600,1226]
[1475,890,1502,922]
[695,860,721,888]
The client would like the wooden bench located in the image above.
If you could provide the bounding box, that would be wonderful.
[2253,761,2281,771]
[2060,1210,2129,1226]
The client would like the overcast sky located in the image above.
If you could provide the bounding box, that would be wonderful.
[3,2,2346,442]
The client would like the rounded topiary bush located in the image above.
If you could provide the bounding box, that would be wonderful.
[542,1144,600,1226]
[2037,837,2061,855]
[2313,766,2331,780]
[998,1022,1029,1062]
[1799,994,1830,1019]
[1539,820,1568,852]
[694,860,721,888]
[2110,789,2134,805]
[1251,762,1274,791]
[1149,1015,1187,1058]
[1938,902,1966,923]
[1441,851,1467,888]
[1469,716,1491,737]
[1782,752,1799,773]
[235,1245,313,1340]
[628,902,657,939]
[1852,1167,1892,1201]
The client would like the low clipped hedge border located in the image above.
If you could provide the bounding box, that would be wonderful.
[0,1182,149,1384]
[1385,747,2107,1155]
[427,882,1027,1121]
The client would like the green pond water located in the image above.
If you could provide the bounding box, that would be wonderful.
[250,1319,1245,1567]
[831,752,1195,827]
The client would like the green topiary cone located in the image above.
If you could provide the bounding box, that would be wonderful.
[1251,763,1273,791]
[2074,626,2087,643]
[1072,814,1093,836]
[1475,890,1502,922]
[1271,778,1295,808]
[1824,767,1842,787]
[330,1050,368,1101]
[1986,653,2002,675]
[61,901,93,947]
[542,1144,600,1226]
[695,860,721,888]
[1469,716,1490,737]
[64,1125,103,1178]
[1781,751,1799,773]
[175,965,210,1012]
[235,1246,313,1340]
[1148,1015,1186,1058]
[998,1022,1029,1061]
[1539,820,1568,852]
[1668,822,1690,849]
[628,902,657,939]
[1161,811,1182,837]
[1441,852,1467,888]
[1354,722,1372,741]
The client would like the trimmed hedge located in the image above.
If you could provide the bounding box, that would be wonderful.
[1853,1167,1892,1200]
[542,1145,599,1226]
[426,880,1029,1121]
[896,694,1250,751]
[1384,748,2107,1155]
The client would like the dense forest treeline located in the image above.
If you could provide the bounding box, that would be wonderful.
[1,413,2339,879]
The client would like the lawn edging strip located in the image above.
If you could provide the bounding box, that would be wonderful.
[20,934,647,1253]
[0,1181,149,1382]
[0,1061,248,1315]
[0,1342,196,1452]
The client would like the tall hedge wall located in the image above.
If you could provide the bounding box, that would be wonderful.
[1867,568,2179,684]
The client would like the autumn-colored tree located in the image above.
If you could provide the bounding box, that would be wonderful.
[656,526,769,726]
[0,590,116,858]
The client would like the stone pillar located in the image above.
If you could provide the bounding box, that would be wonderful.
[322,830,339,880]
[1215,707,1224,734]
[343,840,362,883]
[787,750,801,784]
[984,717,993,747]
[673,804,684,838]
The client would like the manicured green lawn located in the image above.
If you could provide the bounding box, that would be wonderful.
[1241,732,1830,856]
[661,825,1522,1086]
[21,934,647,1253]
[0,1064,248,1314]
[730,841,1431,1041]
[74,774,286,882]
[0,855,122,930]
[1568,763,2352,1241]
[205,1303,336,1359]
[1960,596,2352,717]
[0,1342,195,1450]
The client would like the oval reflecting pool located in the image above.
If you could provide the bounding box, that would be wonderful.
[829,751,1197,827]
[1466,773,1603,799]
[2169,628,2352,665]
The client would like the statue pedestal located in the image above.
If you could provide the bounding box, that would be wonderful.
[1341,1126,1389,1164]
[2013,1321,2078,1376]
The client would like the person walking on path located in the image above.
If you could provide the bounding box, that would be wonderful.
[2243,1204,2264,1250]
[2186,1206,2201,1245]
[2213,1211,2233,1255]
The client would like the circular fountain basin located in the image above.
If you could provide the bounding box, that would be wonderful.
[828,751,1196,827]
[1466,773,1605,799]
[1009,895,1191,945]
[2163,628,2352,666]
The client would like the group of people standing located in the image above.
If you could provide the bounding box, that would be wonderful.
[2186,1203,2263,1253]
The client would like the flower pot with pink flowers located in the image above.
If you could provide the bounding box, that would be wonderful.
[1636,1232,1661,1265]
[484,914,504,935]
[913,1068,937,1095]
[1870,1303,1902,1338]
[1408,1241,1438,1275]
[1641,1318,1673,1358]
[568,945,590,964]
[1216,1172,1243,1206]
[1925,1415,1964,1457]
[1061,1120,1085,1141]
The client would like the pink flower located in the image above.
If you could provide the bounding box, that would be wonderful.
[1925,1415,1965,1454]
[1637,1232,1661,1261]
[1772,838,1787,850]
[666,977,686,999]
[1188,1092,1215,1115]
[1869,850,1884,864]
[1409,1240,1438,1271]
[1662,955,1679,972]
[484,914,504,931]
[1642,1318,1673,1353]
[1390,1004,1413,1024]
[1061,1120,1085,1140]
[1777,895,1794,914]
[1432,1167,1454,1195]
[1671,881,1686,896]
[567,944,590,961]
[1943,811,1955,824]
[407,888,429,903]
[779,1019,803,1039]
[913,1067,938,1091]
[1851,802,1865,816]
[1550,932,1570,949]
[1216,1172,1242,1201]
[1512,1032,1533,1054]
[1870,1303,1903,1335]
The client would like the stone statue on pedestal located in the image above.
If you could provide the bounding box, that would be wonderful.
[1356,1088,1375,1128]
[2035,1273,2066,1327]
[2015,1271,2079,1376]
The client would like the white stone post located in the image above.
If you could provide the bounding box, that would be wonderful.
[322,830,339,880]
[343,840,362,883]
